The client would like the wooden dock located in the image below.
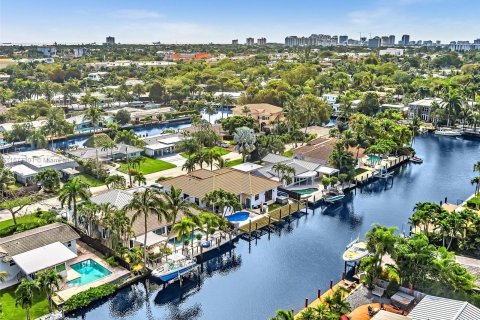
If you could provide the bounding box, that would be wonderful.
[239,201,307,234]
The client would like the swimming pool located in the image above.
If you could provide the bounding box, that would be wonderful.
[367,155,382,164]
[294,188,318,195]
[226,211,250,222]
[67,259,112,287]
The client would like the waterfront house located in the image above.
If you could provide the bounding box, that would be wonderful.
[232,103,284,131]
[380,103,408,117]
[163,168,281,209]
[255,153,338,187]
[67,143,143,162]
[0,223,79,288]
[142,133,185,157]
[87,189,176,249]
[106,106,174,123]
[322,93,340,113]
[65,114,112,132]
[293,136,337,164]
[2,149,79,184]
[408,98,443,122]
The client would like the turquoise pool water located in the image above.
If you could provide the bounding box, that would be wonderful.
[67,259,112,287]
[367,155,382,164]
[168,230,206,247]
[294,188,318,195]
[226,211,250,222]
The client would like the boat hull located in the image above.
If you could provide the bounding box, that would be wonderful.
[152,263,196,282]
[325,195,345,203]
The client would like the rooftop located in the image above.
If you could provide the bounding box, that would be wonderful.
[163,168,281,199]
[2,149,76,169]
[233,103,283,115]
[408,295,480,320]
[67,144,143,160]
[90,189,134,210]
[409,98,443,107]
[0,222,79,258]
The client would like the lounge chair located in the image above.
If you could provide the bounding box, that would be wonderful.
[372,285,385,297]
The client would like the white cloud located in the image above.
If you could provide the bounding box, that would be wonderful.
[112,9,164,19]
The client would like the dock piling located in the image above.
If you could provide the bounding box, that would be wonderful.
[305,298,309,308]
[317,289,321,299]
[330,280,333,289]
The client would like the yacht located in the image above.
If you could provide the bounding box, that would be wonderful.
[151,253,197,282]
[342,238,369,262]
[434,128,461,137]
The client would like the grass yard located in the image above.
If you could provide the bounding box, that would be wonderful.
[0,214,41,230]
[226,159,243,167]
[77,173,105,187]
[210,146,230,156]
[118,157,176,175]
[282,149,294,157]
[0,285,49,320]
[354,168,369,176]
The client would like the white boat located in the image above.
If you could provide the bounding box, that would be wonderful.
[342,239,369,262]
[434,128,461,136]
[151,253,197,282]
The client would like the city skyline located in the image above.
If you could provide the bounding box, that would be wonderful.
[1,0,479,44]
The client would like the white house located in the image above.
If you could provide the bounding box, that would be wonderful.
[87,72,108,82]
[142,133,184,157]
[0,223,79,288]
[322,93,340,112]
[2,149,79,184]
[408,98,443,121]
[67,144,143,162]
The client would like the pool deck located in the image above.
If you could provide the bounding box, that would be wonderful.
[54,243,130,303]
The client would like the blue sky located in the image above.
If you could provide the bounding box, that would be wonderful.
[0,0,479,44]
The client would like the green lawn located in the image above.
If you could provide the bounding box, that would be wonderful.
[210,146,230,156]
[226,159,243,167]
[282,149,294,157]
[354,168,369,176]
[0,285,49,320]
[0,214,40,230]
[77,173,105,187]
[118,157,176,175]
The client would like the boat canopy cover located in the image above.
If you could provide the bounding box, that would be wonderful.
[168,253,187,262]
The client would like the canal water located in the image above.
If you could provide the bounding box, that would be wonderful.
[50,109,232,150]
[66,135,480,320]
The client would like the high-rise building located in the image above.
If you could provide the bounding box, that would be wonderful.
[257,37,267,45]
[389,35,395,46]
[401,35,410,46]
[332,36,338,44]
[339,35,348,45]
[232,39,239,45]
[246,37,254,45]
[368,37,381,48]
[381,36,390,46]
[105,36,115,46]
[360,37,367,44]
[474,39,480,44]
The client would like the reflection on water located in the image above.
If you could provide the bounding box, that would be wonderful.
[67,135,480,320]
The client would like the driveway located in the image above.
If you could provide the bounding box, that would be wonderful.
[161,154,187,167]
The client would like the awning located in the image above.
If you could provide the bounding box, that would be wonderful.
[296,170,317,178]
[12,242,77,275]
[133,231,167,247]
[61,168,80,175]
[317,166,339,175]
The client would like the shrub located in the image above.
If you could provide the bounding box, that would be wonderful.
[105,256,119,267]
[385,278,399,298]
[64,283,118,311]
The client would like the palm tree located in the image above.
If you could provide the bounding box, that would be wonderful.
[182,157,197,173]
[105,174,126,189]
[241,105,251,116]
[27,128,48,149]
[126,189,168,270]
[270,309,294,320]
[15,279,39,320]
[297,94,331,143]
[204,104,216,123]
[443,89,463,127]
[37,269,62,313]
[198,212,220,242]
[78,202,100,236]
[160,187,194,251]
[172,217,196,252]
[100,140,117,161]
[177,138,201,158]
[59,177,91,228]
[133,171,147,186]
